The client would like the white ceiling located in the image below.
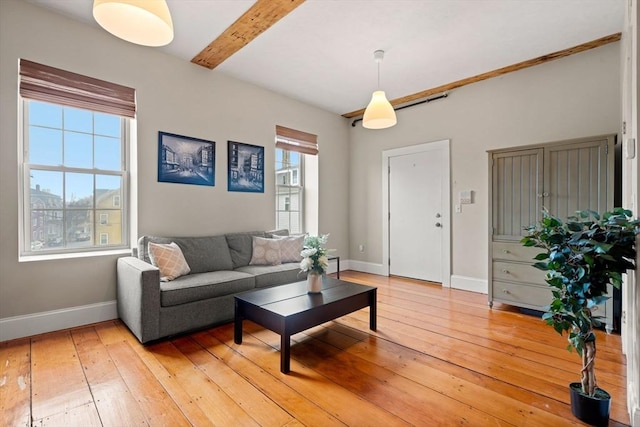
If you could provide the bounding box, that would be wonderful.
[26,0,625,116]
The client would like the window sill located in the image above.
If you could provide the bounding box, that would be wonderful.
[19,248,132,263]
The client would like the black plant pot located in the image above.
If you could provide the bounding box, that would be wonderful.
[569,382,611,426]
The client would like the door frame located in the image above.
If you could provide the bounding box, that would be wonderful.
[382,139,451,287]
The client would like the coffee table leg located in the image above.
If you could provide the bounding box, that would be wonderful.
[369,289,377,331]
[234,300,243,344]
[281,333,291,373]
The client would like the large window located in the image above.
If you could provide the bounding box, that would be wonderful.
[19,59,134,257]
[275,149,303,233]
[274,125,318,234]
[22,100,128,254]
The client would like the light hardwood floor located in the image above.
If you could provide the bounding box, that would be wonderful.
[1,271,630,426]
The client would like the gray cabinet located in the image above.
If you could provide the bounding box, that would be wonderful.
[488,135,615,331]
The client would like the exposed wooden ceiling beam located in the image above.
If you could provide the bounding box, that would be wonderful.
[342,33,622,119]
[192,0,305,70]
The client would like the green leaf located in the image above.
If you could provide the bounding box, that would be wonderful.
[594,242,614,254]
[533,262,548,271]
[534,253,549,260]
[553,323,565,335]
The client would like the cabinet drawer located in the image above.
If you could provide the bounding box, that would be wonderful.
[492,261,546,284]
[492,241,543,262]
[492,281,551,308]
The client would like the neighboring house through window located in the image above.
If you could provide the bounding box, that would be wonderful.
[19,59,135,257]
[275,149,302,233]
[274,125,318,234]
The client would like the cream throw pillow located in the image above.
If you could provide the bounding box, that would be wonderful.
[249,237,282,266]
[148,242,191,281]
[276,235,305,263]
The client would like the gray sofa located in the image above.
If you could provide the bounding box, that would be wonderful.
[116,230,305,343]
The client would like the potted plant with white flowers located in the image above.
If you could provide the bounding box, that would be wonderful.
[300,234,330,293]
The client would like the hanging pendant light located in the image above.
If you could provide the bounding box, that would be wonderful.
[93,0,174,47]
[363,50,397,129]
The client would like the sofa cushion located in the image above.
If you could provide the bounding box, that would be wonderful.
[160,270,255,307]
[148,242,191,281]
[275,235,305,263]
[225,231,265,269]
[265,229,289,238]
[138,235,233,274]
[235,263,304,288]
[249,236,282,265]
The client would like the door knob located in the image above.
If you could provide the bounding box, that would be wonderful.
[435,222,442,227]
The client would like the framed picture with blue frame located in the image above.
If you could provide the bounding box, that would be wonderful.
[158,131,215,186]
[227,141,264,193]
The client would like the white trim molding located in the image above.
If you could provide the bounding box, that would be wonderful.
[0,300,117,342]
[347,260,386,276]
[451,275,488,294]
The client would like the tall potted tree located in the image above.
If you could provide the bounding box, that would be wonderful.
[521,208,639,426]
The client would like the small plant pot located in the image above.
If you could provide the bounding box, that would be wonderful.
[569,382,611,426]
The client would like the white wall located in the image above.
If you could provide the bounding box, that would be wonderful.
[348,42,621,291]
[0,0,350,337]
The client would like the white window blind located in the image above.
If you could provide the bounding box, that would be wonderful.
[275,125,318,155]
[19,59,136,118]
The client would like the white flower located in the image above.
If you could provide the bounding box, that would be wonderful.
[300,248,317,258]
[300,257,314,272]
[317,255,329,269]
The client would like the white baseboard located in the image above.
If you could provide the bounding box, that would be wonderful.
[451,275,488,294]
[347,260,386,276]
[629,382,640,427]
[0,300,118,342]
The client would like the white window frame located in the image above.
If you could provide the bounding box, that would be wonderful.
[19,99,130,259]
[275,148,304,234]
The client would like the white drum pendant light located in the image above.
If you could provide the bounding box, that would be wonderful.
[363,50,397,129]
[93,0,174,47]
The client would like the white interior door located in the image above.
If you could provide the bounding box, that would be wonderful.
[389,150,443,282]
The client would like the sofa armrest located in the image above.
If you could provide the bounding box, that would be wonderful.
[117,256,160,343]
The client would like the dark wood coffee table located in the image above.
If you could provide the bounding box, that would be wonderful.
[234,277,377,373]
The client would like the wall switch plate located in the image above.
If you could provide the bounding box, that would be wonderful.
[459,191,472,204]
[455,204,462,213]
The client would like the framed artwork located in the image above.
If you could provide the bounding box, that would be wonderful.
[227,141,264,193]
[158,131,215,186]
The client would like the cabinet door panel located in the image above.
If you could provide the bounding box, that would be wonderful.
[545,138,610,219]
[492,148,543,240]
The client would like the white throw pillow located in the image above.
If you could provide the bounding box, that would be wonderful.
[276,235,305,263]
[148,242,191,281]
[249,237,282,266]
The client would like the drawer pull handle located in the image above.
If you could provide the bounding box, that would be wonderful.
[502,269,510,274]
[502,289,511,294]
[502,249,510,254]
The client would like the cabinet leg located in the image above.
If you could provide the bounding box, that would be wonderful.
[488,301,493,309]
